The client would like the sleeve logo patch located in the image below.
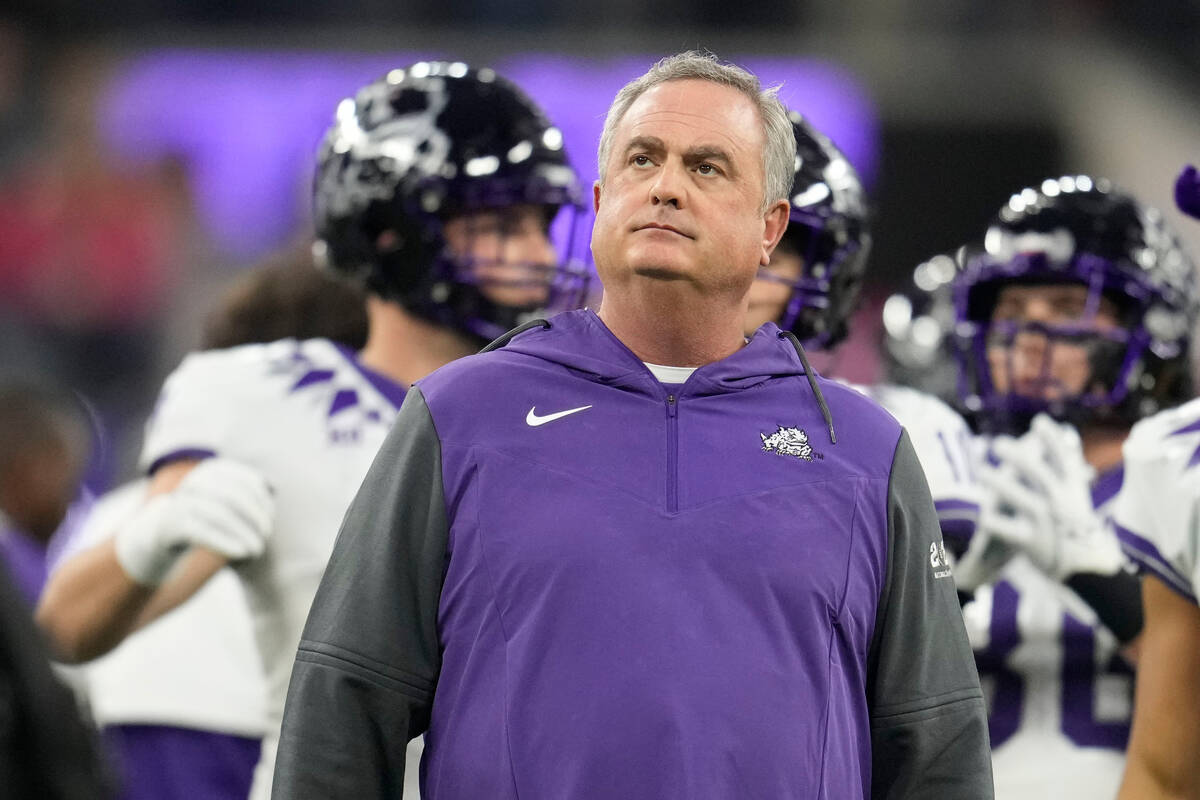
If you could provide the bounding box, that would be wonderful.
[760,426,821,461]
[930,541,953,579]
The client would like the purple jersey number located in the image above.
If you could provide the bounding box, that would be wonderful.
[974,580,1133,750]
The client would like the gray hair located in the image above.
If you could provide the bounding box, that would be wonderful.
[596,51,796,213]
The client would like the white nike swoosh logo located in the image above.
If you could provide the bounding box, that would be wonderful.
[526,405,593,427]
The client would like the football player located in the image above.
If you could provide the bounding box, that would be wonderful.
[49,250,369,800]
[745,112,980,552]
[949,177,1197,798]
[1111,162,1200,799]
[36,62,589,800]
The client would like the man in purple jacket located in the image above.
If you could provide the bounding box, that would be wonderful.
[274,51,992,799]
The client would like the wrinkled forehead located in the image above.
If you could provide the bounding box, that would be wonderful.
[614,79,764,162]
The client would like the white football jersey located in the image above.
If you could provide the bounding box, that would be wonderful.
[56,479,267,736]
[852,383,981,542]
[1112,396,1200,603]
[963,457,1132,799]
[140,338,417,800]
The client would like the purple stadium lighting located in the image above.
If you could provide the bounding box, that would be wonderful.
[99,51,878,261]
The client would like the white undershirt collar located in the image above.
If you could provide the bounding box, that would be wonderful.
[643,362,697,385]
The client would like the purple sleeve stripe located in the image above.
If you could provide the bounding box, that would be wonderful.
[1114,522,1197,604]
[939,517,977,543]
[1169,416,1200,438]
[933,499,980,518]
[146,448,217,476]
[1090,465,1125,508]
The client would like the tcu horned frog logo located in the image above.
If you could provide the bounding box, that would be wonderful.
[760,426,819,461]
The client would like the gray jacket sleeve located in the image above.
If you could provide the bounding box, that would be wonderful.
[869,429,993,799]
[273,388,448,798]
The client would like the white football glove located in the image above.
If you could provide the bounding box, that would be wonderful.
[115,458,275,586]
[974,414,1124,582]
[953,436,1021,593]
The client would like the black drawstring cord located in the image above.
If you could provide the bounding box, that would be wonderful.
[778,331,837,445]
[478,319,552,353]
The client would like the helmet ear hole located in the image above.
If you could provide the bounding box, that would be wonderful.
[313,62,586,343]
[375,230,404,254]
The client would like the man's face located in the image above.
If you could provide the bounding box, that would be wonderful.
[441,204,557,308]
[591,79,786,300]
[744,246,803,336]
[985,282,1122,402]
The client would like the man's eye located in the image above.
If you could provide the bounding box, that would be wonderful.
[696,163,718,175]
[631,155,652,167]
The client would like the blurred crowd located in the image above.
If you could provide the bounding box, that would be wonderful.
[0,32,230,487]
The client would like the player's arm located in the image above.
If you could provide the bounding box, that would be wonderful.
[274,387,448,798]
[868,430,993,799]
[36,458,272,663]
[37,460,196,662]
[1117,576,1200,800]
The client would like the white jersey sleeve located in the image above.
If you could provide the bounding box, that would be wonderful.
[1112,397,1200,603]
[857,383,981,545]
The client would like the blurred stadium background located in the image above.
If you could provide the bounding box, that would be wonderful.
[1,2,1197,484]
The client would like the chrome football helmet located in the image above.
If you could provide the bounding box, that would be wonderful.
[314,62,591,343]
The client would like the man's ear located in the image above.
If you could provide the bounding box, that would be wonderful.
[593,180,603,214]
[760,200,790,266]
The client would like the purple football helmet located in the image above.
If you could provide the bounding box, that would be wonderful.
[313,62,591,343]
[881,250,964,415]
[765,111,871,349]
[952,176,1197,434]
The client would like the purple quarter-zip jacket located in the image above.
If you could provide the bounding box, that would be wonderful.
[275,310,991,799]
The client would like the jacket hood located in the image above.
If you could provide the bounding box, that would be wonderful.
[499,309,809,399]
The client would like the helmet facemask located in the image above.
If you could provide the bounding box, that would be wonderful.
[761,209,868,349]
[421,201,594,342]
[955,247,1190,435]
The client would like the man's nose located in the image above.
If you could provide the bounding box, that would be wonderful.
[650,161,686,209]
[1009,327,1049,378]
